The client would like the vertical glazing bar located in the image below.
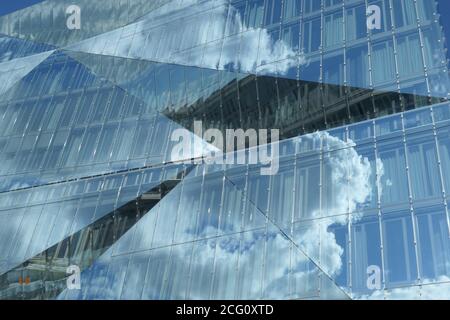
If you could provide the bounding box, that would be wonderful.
[318,130,324,297]
[388,0,403,103]
[320,0,326,129]
[288,152,299,298]
[345,126,353,298]
[160,166,188,299]
[233,163,250,299]
[412,0,432,98]
[185,164,206,299]
[260,170,273,298]
[400,113,422,288]
[208,171,227,299]
[430,107,450,238]
[373,119,387,299]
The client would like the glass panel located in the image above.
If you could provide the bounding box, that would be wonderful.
[120,253,150,299]
[47,199,80,248]
[235,229,266,299]
[416,205,450,281]
[187,239,215,299]
[210,234,239,299]
[0,209,24,262]
[351,212,383,296]
[324,11,343,49]
[382,210,418,288]
[406,132,442,200]
[371,40,396,87]
[346,4,366,41]
[141,247,171,299]
[25,202,61,258]
[377,137,409,205]
[262,229,291,299]
[9,205,43,264]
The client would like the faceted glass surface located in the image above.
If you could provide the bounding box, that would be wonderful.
[1,0,450,300]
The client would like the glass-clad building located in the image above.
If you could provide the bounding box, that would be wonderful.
[0,0,450,300]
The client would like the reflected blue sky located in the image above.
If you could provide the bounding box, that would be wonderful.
[437,0,450,61]
[0,0,44,16]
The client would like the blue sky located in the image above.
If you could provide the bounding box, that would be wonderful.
[437,1,450,33]
[437,0,450,61]
[0,0,45,17]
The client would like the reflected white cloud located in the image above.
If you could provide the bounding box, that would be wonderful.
[61,132,375,299]
[59,130,449,300]
[184,132,387,298]
[68,0,304,75]
[291,132,375,278]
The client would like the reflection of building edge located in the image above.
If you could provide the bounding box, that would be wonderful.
[166,74,444,141]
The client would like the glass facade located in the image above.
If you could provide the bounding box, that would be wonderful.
[0,0,450,300]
